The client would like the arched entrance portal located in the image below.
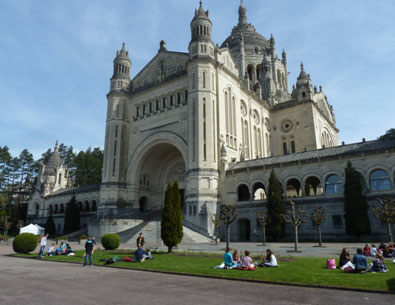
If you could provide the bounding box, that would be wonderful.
[238,218,251,242]
[135,142,186,214]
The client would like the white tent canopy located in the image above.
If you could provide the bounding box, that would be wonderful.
[19,224,45,236]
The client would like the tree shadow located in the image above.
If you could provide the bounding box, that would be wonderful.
[387,278,395,292]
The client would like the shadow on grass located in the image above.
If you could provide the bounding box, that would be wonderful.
[387,278,395,292]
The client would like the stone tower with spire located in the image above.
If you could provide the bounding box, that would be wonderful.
[186,1,219,232]
[100,43,132,218]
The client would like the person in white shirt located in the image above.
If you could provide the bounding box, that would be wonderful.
[263,249,278,267]
[39,233,49,257]
[47,243,56,256]
[370,244,378,257]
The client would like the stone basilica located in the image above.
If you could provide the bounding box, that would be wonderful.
[28,2,395,242]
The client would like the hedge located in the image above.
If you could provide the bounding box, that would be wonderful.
[101,233,120,250]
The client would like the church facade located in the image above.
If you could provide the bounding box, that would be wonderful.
[27,2,394,241]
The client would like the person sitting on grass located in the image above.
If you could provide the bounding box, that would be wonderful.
[370,253,388,272]
[233,250,241,266]
[143,248,153,260]
[262,249,278,267]
[224,248,237,269]
[370,244,378,257]
[363,244,370,256]
[64,243,74,255]
[352,248,368,273]
[134,247,145,262]
[47,243,56,256]
[238,251,255,270]
[338,248,350,268]
[56,241,66,255]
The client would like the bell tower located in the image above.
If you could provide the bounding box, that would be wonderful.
[186,1,218,235]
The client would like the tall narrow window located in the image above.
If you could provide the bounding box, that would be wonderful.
[203,100,206,161]
[185,90,188,102]
[163,97,166,109]
[156,100,159,111]
[212,73,215,90]
[225,91,229,136]
[282,142,287,155]
[149,102,152,113]
[291,140,296,153]
[58,173,62,185]
[232,96,236,138]
[142,105,146,115]
[116,104,120,117]
[136,106,140,117]
[112,158,116,176]
[115,125,118,138]
[177,93,181,104]
[202,72,206,88]
[114,140,117,156]
[170,95,173,106]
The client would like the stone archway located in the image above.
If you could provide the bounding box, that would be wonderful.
[133,142,187,213]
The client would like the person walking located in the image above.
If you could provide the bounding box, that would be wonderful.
[38,233,49,258]
[83,237,95,267]
[136,232,145,249]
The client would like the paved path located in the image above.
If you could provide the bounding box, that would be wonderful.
[0,245,394,305]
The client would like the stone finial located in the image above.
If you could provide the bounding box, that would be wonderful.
[159,40,167,52]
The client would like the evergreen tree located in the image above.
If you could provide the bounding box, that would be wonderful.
[45,215,56,238]
[266,170,285,240]
[344,161,371,238]
[63,195,80,235]
[161,182,183,253]
[74,147,103,186]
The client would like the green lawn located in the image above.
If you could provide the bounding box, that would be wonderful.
[15,250,395,292]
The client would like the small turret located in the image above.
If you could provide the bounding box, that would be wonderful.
[293,62,314,101]
[189,1,214,58]
[110,42,131,91]
[282,49,287,64]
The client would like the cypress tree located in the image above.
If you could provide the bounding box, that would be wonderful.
[161,182,183,253]
[266,170,285,240]
[344,161,371,238]
[44,215,56,238]
[63,195,80,235]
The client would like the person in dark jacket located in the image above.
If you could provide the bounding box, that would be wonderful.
[136,233,144,248]
[83,238,94,267]
[134,247,145,262]
[338,248,350,268]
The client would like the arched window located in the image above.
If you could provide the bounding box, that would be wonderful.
[305,176,323,196]
[370,169,391,191]
[54,204,58,214]
[59,204,64,214]
[286,179,302,197]
[35,204,40,217]
[48,204,53,215]
[85,201,90,212]
[77,201,83,212]
[237,184,250,201]
[325,174,344,195]
[91,201,97,212]
[252,182,266,200]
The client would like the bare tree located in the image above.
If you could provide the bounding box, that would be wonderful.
[310,206,327,247]
[211,213,221,244]
[283,201,306,251]
[219,204,237,250]
[256,210,270,246]
[0,215,12,238]
[371,197,395,244]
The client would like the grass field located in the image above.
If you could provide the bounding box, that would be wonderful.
[16,250,395,292]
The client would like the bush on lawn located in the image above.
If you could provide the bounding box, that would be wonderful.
[0,234,8,241]
[101,233,120,250]
[13,233,38,254]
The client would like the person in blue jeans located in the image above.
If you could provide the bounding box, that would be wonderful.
[352,248,368,273]
[83,238,94,267]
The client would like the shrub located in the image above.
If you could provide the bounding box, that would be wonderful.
[101,233,120,250]
[13,233,38,254]
[80,234,88,240]
[0,234,8,241]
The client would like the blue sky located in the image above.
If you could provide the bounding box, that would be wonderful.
[1,0,394,159]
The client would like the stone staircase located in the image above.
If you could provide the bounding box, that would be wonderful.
[118,220,213,245]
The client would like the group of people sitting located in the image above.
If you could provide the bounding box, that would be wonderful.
[363,243,394,258]
[133,247,153,262]
[216,248,278,270]
[47,241,74,256]
[339,247,388,273]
